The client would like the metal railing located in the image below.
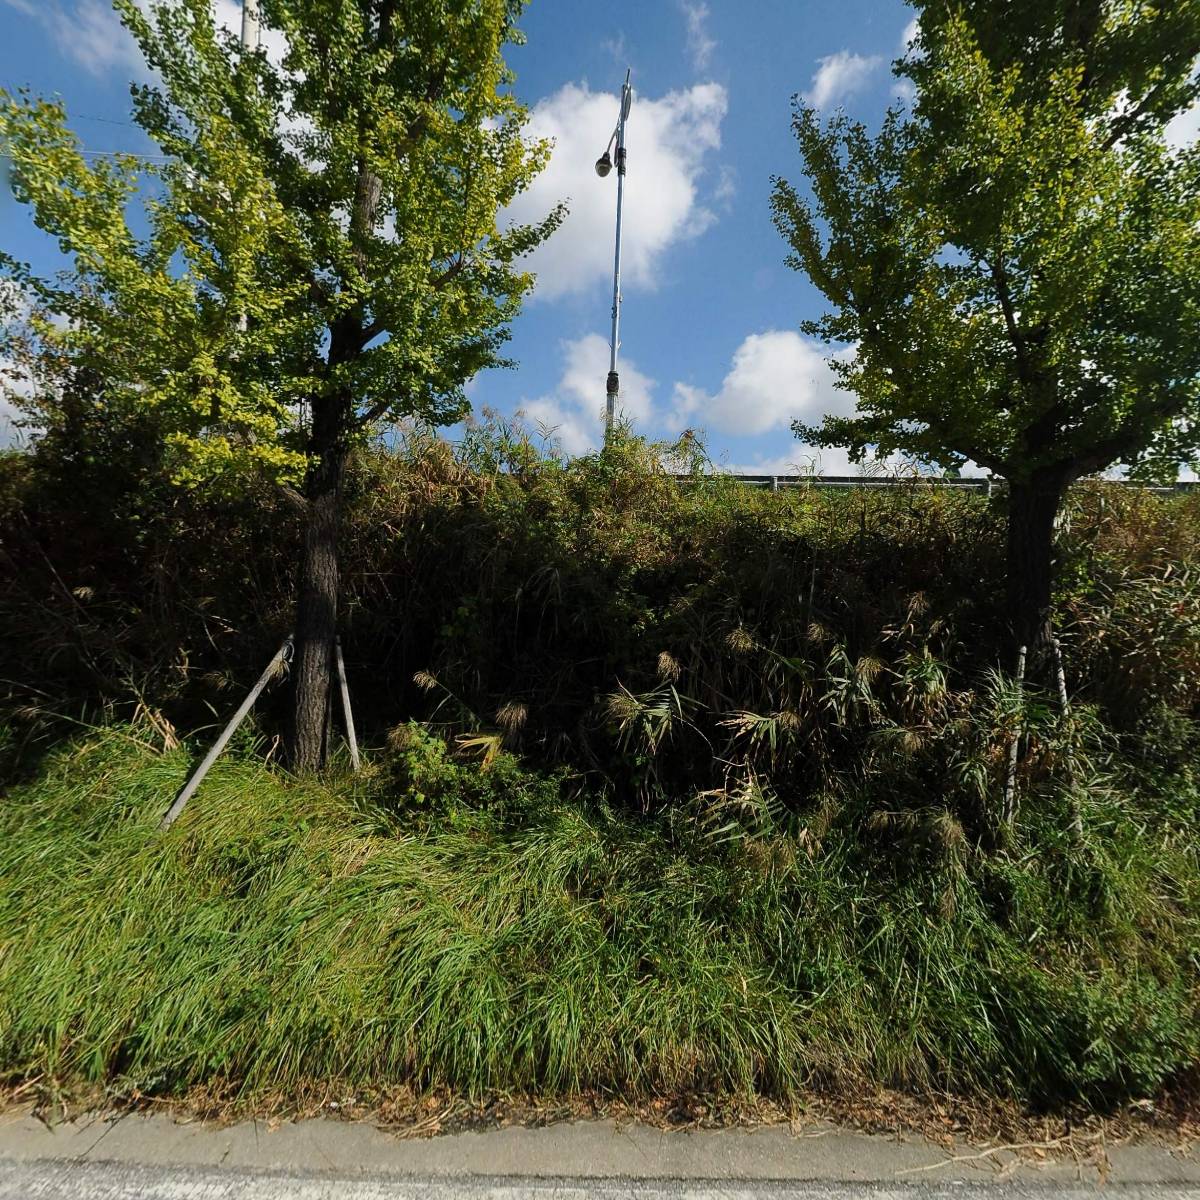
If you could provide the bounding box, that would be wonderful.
[672,474,1198,494]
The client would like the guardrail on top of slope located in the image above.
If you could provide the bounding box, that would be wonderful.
[671,474,1199,494]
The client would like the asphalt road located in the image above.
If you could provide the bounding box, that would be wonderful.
[2,1163,1199,1200]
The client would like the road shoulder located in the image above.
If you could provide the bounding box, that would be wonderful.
[1,1106,1199,1186]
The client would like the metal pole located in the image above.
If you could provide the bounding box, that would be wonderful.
[160,636,293,830]
[241,0,260,51]
[334,636,360,772]
[605,70,631,441]
[1001,643,1027,832]
[234,1,260,341]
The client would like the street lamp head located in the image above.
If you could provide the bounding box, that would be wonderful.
[595,151,613,178]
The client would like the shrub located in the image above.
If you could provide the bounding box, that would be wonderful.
[4,422,1198,824]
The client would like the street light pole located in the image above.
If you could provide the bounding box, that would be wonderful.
[596,69,632,442]
[236,0,260,340]
[241,0,260,51]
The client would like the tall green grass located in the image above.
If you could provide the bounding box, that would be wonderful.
[2,726,1196,1106]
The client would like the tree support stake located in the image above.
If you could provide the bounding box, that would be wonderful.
[334,636,360,772]
[160,636,293,830]
[1002,644,1027,831]
[1051,635,1084,842]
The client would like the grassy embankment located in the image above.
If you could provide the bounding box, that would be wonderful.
[1,720,1196,1110]
[2,434,1199,1111]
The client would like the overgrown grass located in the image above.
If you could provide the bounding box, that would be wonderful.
[3,426,1199,1110]
[2,725,1196,1108]
[5,424,1198,811]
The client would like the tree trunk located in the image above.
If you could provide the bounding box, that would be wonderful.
[289,398,347,772]
[287,136,381,769]
[1004,476,1066,669]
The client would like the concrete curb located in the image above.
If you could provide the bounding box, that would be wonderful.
[1,1109,1198,1188]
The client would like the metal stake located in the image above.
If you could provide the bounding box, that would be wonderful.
[1001,643,1027,831]
[160,636,293,830]
[1052,635,1084,841]
[334,636,360,772]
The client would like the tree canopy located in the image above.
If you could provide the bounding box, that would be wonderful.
[1,0,562,768]
[773,0,1200,654]
[1,0,561,487]
[773,1,1200,486]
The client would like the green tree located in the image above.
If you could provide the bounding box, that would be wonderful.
[1,0,561,768]
[772,1,1200,662]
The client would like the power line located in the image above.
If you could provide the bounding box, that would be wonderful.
[73,114,139,128]
[70,115,169,161]
[75,149,171,160]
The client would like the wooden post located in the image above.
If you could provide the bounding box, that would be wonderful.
[160,636,293,830]
[334,636,360,772]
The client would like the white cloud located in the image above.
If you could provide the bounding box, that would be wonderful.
[714,163,737,207]
[0,367,20,447]
[804,50,883,109]
[890,19,921,105]
[506,81,728,300]
[679,0,716,71]
[74,0,151,76]
[669,331,854,437]
[601,31,627,65]
[0,278,28,316]
[3,0,152,79]
[1166,101,1200,149]
[5,1,286,83]
[718,453,816,476]
[518,333,655,455]
[721,449,903,477]
[0,394,22,450]
[0,350,32,450]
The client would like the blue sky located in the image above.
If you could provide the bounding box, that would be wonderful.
[20,0,1194,484]
[0,0,925,467]
[491,0,919,472]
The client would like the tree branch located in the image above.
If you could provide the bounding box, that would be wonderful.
[359,316,385,346]
[356,395,395,428]
[959,444,1006,475]
[431,254,466,290]
[1102,70,1195,150]
[1059,394,1193,480]
[278,481,309,515]
[989,252,1034,390]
